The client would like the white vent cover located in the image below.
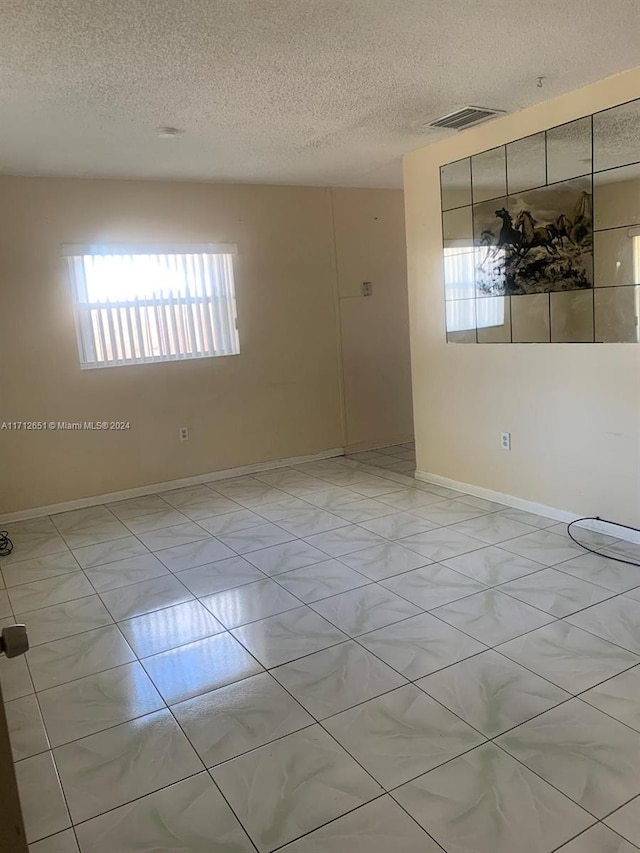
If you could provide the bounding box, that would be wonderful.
[415,106,506,132]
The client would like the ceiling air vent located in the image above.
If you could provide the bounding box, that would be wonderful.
[422,106,506,132]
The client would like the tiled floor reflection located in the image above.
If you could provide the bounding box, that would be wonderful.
[2,443,640,852]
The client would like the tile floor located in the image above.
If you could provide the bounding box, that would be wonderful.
[1,444,640,852]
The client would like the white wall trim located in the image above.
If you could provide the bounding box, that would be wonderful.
[0,448,345,524]
[416,470,640,545]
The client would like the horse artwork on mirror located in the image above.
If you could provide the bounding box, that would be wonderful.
[474,180,593,296]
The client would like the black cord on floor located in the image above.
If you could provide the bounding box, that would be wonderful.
[567,516,640,568]
[0,531,13,557]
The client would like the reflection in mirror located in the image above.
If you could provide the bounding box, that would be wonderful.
[550,290,594,342]
[511,293,550,342]
[507,133,546,194]
[477,297,510,342]
[443,206,473,246]
[471,146,506,203]
[441,159,472,211]
[593,164,640,230]
[595,285,640,342]
[443,207,474,301]
[444,246,474,301]
[446,299,476,343]
[593,99,640,173]
[546,117,592,184]
[472,198,507,296]
[594,228,640,287]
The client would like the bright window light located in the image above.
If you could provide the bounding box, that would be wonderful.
[64,244,240,368]
[444,247,505,332]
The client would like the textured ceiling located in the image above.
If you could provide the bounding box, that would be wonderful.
[1,0,640,188]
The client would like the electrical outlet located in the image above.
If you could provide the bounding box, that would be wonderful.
[500,431,511,451]
[179,426,189,442]
[362,281,373,296]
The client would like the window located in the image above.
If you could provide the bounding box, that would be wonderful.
[64,243,239,368]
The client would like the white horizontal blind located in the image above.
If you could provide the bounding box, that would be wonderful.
[64,244,240,368]
[444,247,505,332]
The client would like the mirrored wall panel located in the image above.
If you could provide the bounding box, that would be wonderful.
[440,96,640,343]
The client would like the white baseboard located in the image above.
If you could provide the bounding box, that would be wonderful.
[416,470,640,545]
[0,448,345,525]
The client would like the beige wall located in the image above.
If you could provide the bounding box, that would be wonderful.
[0,178,411,514]
[404,67,640,526]
[332,188,413,451]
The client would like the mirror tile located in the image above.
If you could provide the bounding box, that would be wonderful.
[550,290,594,342]
[441,158,472,211]
[594,285,640,342]
[472,146,506,203]
[594,99,640,172]
[477,297,511,342]
[546,117,592,183]
[594,228,640,287]
[511,293,550,342]
[594,164,640,230]
[507,132,546,194]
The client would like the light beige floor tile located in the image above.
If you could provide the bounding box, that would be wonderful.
[303,525,387,557]
[381,564,486,609]
[71,536,148,569]
[171,671,313,766]
[29,828,80,853]
[498,567,614,617]
[84,553,169,592]
[325,684,484,788]
[154,536,235,571]
[311,584,421,636]
[393,743,593,853]
[27,624,135,690]
[556,824,640,853]
[2,551,81,588]
[176,555,266,596]
[432,589,553,645]
[118,599,223,657]
[358,611,485,679]
[340,542,430,581]
[98,574,193,621]
[0,653,34,699]
[567,595,640,654]
[273,560,369,602]
[137,522,211,551]
[277,796,441,853]
[8,573,95,613]
[54,709,203,823]
[498,621,640,693]
[498,699,640,817]
[605,796,640,848]
[6,694,50,760]
[16,596,113,646]
[442,545,545,585]
[142,632,263,704]
[212,725,382,852]
[581,666,640,731]
[16,751,71,843]
[231,607,347,668]
[272,640,405,718]
[417,649,570,737]
[74,773,253,853]
[38,661,165,746]
[201,577,301,628]
[243,540,328,576]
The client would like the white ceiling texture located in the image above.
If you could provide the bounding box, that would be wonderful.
[1,0,640,188]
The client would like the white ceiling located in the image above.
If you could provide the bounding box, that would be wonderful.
[1,0,640,188]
